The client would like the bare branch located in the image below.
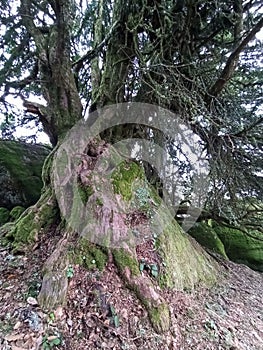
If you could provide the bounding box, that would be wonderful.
[207,16,263,100]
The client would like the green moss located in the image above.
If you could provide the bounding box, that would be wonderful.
[9,211,37,245]
[214,225,263,272]
[71,238,107,271]
[188,223,228,259]
[148,303,170,333]
[7,190,58,250]
[112,248,140,276]
[0,141,49,206]
[9,206,25,221]
[41,150,54,187]
[155,210,217,290]
[111,161,144,201]
[96,197,103,206]
[78,184,94,204]
[0,208,10,226]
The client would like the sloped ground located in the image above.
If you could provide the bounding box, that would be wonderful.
[0,228,262,350]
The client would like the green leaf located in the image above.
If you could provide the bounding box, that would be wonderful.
[109,304,116,316]
[49,312,55,321]
[113,314,120,328]
[66,265,74,278]
[50,337,61,346]
[151,264,158,277]
[139,262,145,272]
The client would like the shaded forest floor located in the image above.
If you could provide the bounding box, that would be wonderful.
[0,227,262,350]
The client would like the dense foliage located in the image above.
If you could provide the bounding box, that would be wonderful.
[0,0,262,230]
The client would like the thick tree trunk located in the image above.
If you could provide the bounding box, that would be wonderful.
[20,0,83,146]
[0,135,219,334]
[0,138,218,333]
[0,1,220,335]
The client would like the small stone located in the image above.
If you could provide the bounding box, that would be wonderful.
[13,321,22,330]
[27,297,38,306]
[67,318,73,326]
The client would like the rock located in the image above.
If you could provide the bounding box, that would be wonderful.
[188,222,228,259]
[214,225,263,272]
[20,308,42,331]
[0,140,50,210]
[26,296,38,306]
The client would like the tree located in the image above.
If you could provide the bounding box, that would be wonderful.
[0,0,262,333]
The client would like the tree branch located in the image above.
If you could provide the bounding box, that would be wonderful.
[4,61,39,92]
[234,116,263,137]
[72,20,119,72]
[207,16,263,100]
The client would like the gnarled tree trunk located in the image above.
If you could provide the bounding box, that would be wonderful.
[0,0,220,334]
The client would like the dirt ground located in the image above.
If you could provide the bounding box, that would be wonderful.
[0,229,262,350]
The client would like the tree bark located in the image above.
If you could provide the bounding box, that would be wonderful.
[20,0,82,146]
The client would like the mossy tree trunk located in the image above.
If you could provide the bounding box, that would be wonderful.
[20,0,83,146]
[1,141,218,333]
[0,1,220,334]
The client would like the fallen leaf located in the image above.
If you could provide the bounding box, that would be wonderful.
[11,346,27,350]
[5,333,25,342]
[54,306,64,320]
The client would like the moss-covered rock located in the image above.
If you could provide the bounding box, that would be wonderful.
[188,222,228,259]
[214,225,263,272]
[0,207,10,226]
[0,140,50,209]
[9,206,25,221]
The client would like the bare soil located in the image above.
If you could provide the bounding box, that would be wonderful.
[0,229,262,350]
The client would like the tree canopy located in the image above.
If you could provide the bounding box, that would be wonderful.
[0,0,262,230]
